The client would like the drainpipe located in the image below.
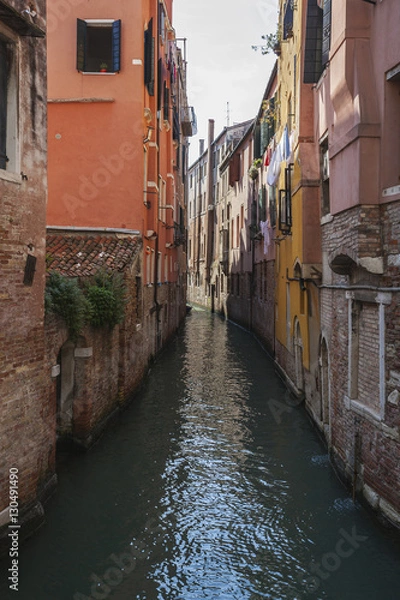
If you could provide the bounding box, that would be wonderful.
[196,139,204,292]
[249,179,257,331]
[206,119,215,291]
[154,1,161,353]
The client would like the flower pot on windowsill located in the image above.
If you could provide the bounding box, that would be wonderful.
[99,63,108,73]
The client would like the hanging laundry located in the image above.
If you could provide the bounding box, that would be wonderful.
[280,125,291,162]
[260,219,271,254]
[267,145,281,186]
[264,146,272,167]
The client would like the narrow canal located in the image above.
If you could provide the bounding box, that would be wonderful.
[2,310,400,599]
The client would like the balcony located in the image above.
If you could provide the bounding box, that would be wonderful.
[181,106,197,137]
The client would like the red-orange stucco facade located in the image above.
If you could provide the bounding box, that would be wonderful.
[47,0,192,286]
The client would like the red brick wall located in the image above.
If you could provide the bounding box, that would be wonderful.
[0,5,51,550]
[321,201,400,522]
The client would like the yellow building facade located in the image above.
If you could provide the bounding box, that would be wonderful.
[272,0,322,411]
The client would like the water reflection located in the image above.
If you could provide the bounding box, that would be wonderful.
[1,311,400,600]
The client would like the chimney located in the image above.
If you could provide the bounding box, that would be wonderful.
[208,119,215,147]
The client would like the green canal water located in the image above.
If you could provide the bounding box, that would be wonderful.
[1,310,400,599]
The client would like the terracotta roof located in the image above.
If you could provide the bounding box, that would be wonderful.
[46,232,141,277]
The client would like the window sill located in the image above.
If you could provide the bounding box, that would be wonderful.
[80,72,117,76]
[321,213,333,225]
[0,170,22,185]
[345,396,381,423]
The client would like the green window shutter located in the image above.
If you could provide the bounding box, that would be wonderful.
[285,166,292,227]
[76,18,87,72]
[112,20,121,72]
[144,19,155,95]
[254,124,261,160]
[163,81,169,120]
[269,186,276,228]
[157,58,163,110]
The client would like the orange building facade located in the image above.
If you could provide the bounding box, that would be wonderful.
[45,1,195,446]
[47,0,193,292]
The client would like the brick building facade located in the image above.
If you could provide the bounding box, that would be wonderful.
[0,0,53,552]
[187,0,400,527]
[312,0,400,525]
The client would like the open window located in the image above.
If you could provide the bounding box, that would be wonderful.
[77,19,121,73]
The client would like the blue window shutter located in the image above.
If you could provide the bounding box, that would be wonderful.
[76,18,87,72]
[112,20,121,72]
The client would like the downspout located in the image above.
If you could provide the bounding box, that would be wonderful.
[154,0,161,353]
[196,139,204,290]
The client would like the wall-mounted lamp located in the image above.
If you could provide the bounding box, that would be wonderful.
[145,229,157,240]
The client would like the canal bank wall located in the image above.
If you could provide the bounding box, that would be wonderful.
[187,298,400,532]
[0,237,187,558]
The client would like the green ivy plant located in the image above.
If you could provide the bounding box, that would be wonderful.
[45,272,92,341]
[84,270,126,328]
[45,270,127,339]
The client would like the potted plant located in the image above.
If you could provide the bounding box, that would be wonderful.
[252,30,282,56]
[99,62,108,73]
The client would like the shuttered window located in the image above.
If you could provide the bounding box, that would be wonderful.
[279,166,293,232]
[303,0,331,83]
[163,81,169,121]
[229,153,241,187]
[144,19,155,95]
[321,0,331,68]
[77,19,121,73]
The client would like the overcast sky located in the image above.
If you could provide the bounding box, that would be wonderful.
[172,0,278,163]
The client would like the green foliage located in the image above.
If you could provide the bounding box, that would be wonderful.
[252,31,281,56]
[45,272,91,341]
[45,270,127,339]
[85,271,126,328]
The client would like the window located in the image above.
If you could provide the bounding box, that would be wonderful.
[159,2,166,45]
[279,166,292,233]
[77,19,121,73]
[144,19,155,94]
[347,292,391,418]
[269,185,277,228]
[163,81,169,121]
[303,0,331,84]
[0,32,17,172]
[259,185,267,222]
[283,0,294,40]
